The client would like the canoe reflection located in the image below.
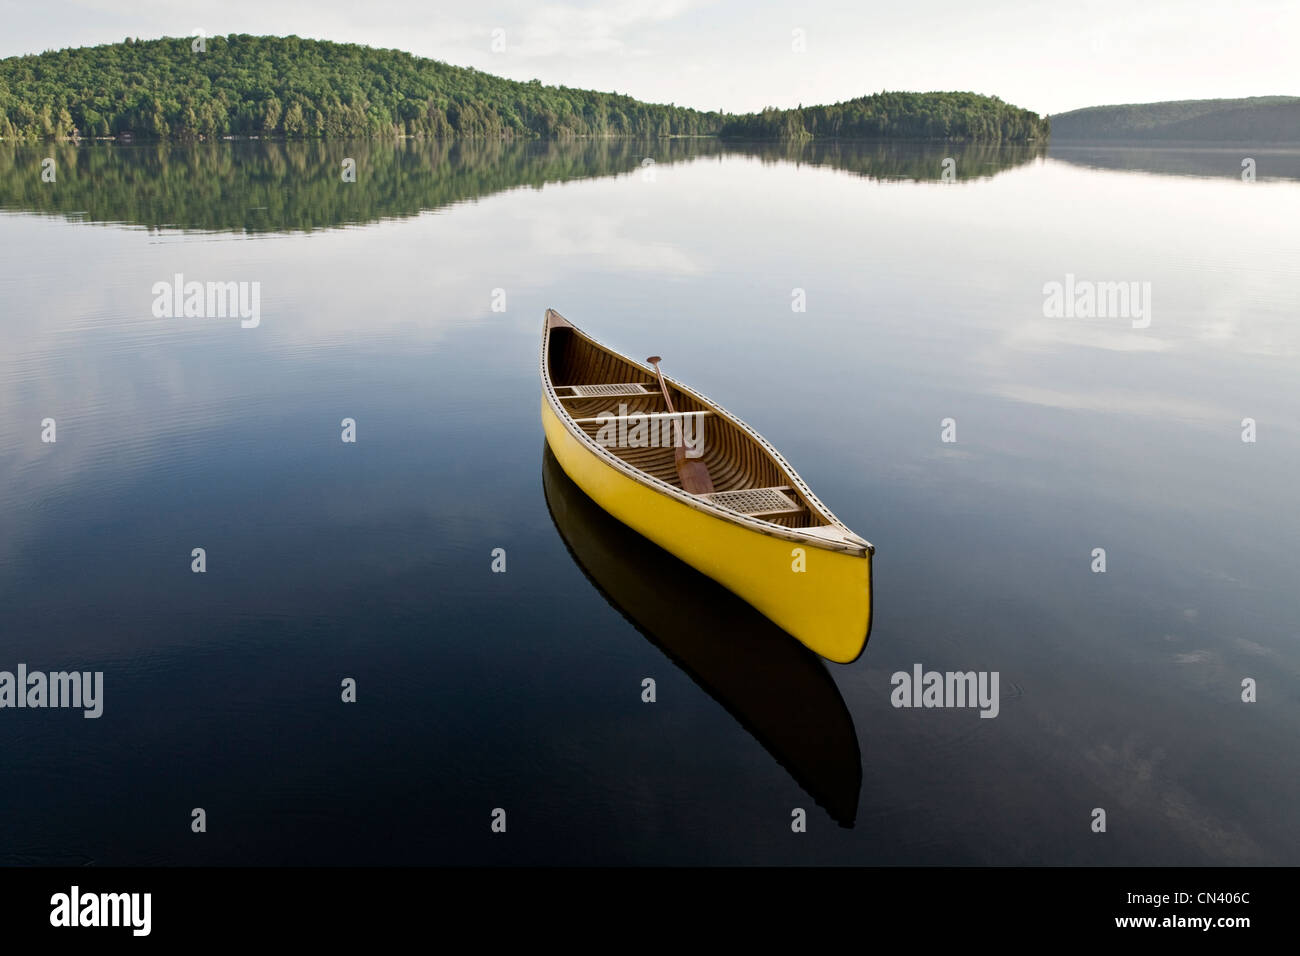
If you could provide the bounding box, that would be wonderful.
[543,446,862,827]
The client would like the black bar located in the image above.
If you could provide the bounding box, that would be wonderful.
[0,866,1276,941]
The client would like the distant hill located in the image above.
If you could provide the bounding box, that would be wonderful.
[1050,97,1300,142]
[0,36,1047,144]
[719,92,1048,142]
[0,35,720,141]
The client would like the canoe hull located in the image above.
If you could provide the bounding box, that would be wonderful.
[542,398,872,663]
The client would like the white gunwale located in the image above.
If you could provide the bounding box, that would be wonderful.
[540,309,873,557]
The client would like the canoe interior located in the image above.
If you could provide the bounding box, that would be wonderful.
[547,325,833,530]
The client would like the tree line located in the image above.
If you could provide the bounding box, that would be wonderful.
[0,35,721,142]
[718,92,1049,142]
[0,36,1047,144]
[1049,97,1300,141]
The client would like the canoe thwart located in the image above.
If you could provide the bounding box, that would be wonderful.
[570,410,713,425]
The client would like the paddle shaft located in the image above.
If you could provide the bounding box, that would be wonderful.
[646,356,715,494]
[645,357,683,453]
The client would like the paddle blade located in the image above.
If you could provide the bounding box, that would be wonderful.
[676,454,715,494]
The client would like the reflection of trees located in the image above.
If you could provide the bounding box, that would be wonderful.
[0,138,1045,234]
[732,140,1047,183]
[0,139,695,233]
[1048,144,1300,182]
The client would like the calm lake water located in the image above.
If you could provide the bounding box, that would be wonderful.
[1,138,1297,865]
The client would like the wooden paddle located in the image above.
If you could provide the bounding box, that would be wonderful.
[646,356,715,494]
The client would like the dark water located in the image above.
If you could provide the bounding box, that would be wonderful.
[1,138,1297,865]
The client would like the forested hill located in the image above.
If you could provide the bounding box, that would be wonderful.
[1050,97,1300,141]
[0,35,721,141]
[0,35,1048,144]
[718,92,1049,142]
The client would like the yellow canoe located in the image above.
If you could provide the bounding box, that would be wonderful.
[540,309,874,663]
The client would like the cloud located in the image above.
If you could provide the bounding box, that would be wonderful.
[989,384,1228,426]
[508,0,694,57]
[1000,320,1174,354]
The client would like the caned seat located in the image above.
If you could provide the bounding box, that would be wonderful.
[555,383,654,399]
[704,487,804,517]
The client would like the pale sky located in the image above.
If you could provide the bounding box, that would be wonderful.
[0,0,1296,116]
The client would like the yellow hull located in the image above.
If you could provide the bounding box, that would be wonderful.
[542,399,872,663]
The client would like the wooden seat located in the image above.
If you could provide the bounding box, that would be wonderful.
[555,383,654,399]
[704,486,804,517]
